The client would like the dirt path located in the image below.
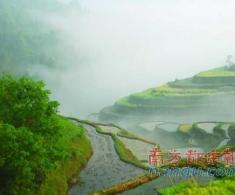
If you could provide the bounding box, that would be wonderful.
[69,125,145,195]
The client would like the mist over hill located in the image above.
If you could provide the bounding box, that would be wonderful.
[99,66,235,124]
[2,0,235,117]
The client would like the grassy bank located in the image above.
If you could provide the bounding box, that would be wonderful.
[112,134,146,169]
[0,76,93,194]
[38,117,92,195]
[67,117,147,170]
[117,128,156,145]
[158,177,235,195]
[93,124,147,169]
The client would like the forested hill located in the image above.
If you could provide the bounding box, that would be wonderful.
[99,66,235,122]
[0,0,78,74]
[0,75,92,194]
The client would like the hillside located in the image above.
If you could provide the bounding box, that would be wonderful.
[99,66,235,122]
[0,0,77,74]
[0,76,92,194]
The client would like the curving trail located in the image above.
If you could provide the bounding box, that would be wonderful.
[69,125,145,195]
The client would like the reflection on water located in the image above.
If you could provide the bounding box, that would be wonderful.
[69,125,144,195]
[80,117,230,194]
[158,123,179,132]
[139,121,179,132]
[197,123,217,134]
[139,122,164,132]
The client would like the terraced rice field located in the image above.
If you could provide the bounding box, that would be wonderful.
[98,125,120,134]
[158,123,179,132]
[139,121,164,131]
[197,123,218,133]
[119,137,154,161]
[69,125,145,195]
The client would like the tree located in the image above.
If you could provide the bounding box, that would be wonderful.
[0,75,68,194]
[0,124,48,194]
[0,75,59,135]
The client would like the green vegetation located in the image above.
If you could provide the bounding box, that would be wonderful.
[133,84,218,98]
[228,124,235,145]
[112,135,146,169]
[158,177,235,195]
[0,0,79,75]
[117,128,137,138]
[172,122,229,150]
[68,118,147,169]
[193,67,235,84]
[115,84,219,108]
[116,97,139,108]
[0,76,92,194]
[178,124,192,133]
[38,120,92,195]
[185,124,225,150]
[100,66,235,120]
[94,126,146,169]
[0,1,57,73]
[117,128,156,145]
[197,67,235,77]
[213,124,226,138]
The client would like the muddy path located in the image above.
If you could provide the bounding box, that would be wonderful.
[69,125,145,195]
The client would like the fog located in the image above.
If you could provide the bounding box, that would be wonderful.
[29,0,235,117]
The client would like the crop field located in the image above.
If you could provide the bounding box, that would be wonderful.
[98,125,120,134]
[131,84,218,99]
[158,123,179,132]
[197,67,235,77]
[139,121,165,131]
[113,67,235,117]
[178,124,192,133]
[119,137,154,161]
[197,123,218,134]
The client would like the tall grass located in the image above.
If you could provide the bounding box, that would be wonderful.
[38,117,92,195]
